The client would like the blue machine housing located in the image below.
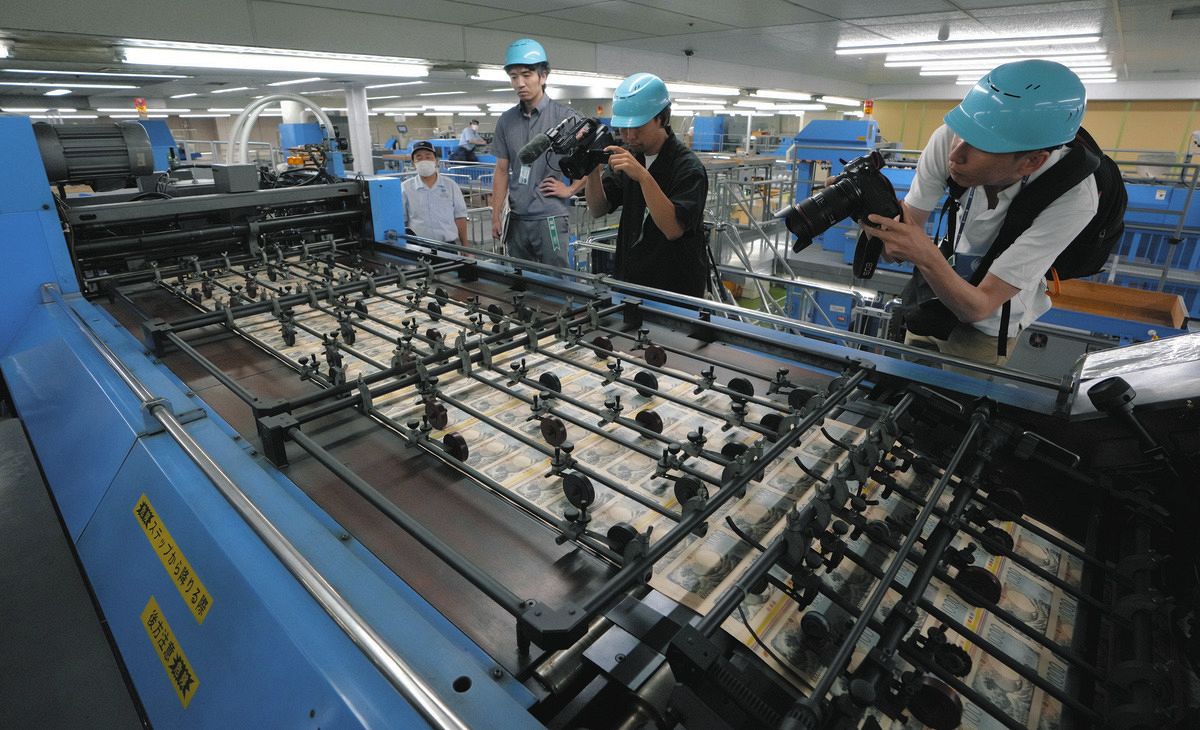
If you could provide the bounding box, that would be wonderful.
[135,119,187,172]
[0,115,535,727]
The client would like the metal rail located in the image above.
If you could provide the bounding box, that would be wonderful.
[47,284,470,730]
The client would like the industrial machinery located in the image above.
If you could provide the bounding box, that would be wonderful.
[2,114,1199,729]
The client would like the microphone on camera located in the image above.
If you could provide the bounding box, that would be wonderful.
[519,133,552,164]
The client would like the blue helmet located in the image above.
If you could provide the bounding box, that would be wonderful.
[504,38,548,70]
[944,59,1086,153]
[610,73,671,128]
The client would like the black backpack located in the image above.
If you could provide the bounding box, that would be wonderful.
[899,127,1127,355]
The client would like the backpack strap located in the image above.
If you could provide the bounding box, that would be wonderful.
[953,144,1100,356]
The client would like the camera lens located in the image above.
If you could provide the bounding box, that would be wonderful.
[782,179,861,253]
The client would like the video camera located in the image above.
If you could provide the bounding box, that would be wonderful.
[775,150,902,279]
[519,116,616,179]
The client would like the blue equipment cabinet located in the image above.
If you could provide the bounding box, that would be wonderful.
[691,116,727,152]
[0,114,537,728]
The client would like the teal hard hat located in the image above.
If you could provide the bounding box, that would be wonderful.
[944,59,1086,153]
[504,38,548,70]
[610,73,672,128]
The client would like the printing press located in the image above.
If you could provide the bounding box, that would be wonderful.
[2,117,1198,729]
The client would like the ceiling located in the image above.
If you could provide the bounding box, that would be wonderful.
[0,0,1196,118]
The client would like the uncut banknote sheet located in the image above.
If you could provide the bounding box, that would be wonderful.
[187,260,1085,729]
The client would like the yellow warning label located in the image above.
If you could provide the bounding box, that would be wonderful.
[141,596,200,708]
[134,494,213,624]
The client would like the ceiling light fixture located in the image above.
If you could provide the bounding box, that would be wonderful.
[4,68,188,78]
[120,41,429,77]
[211,86,253,94]
[267,77,323,86]
[97,107,191,112]
[31,114,99,119]
[0,43,9,60]
[666,82,740,96]
[179,113,230,118]
[814,95,861,107]
[417,91,466,96]
[0,81,138,89]
[751,90,813,101]
[423,105,481,112]
[364,80,425,89]
[2,107,48,112]
[836,32,1101,56]
[43,89,72,96]
[885,52,1109,67]
[170,92,199,99]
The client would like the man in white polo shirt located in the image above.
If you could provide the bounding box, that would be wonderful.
[402,141,470,247]
[863,60,1098,367]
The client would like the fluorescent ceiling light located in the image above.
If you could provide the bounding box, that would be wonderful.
[928,64,1111,77]
[373,107,423,113]
[674,97,727,105]
[774,104,828,111]
[886,53,1109,68]
[673,110,696,117]
[666,82,740,96]
[837,33,1101,55]
[918,59,1111,73]
[418,90,465,96]
[108,114,167,119]
[267,77,323,86]
[424,105,480,112]
[170,93,199,99]
[207,107,245,112]
[43,89,72,96]
[886,49,1106,63]
[472,68,510,82]
[752,90,813,101]
[31,114,98,119]
[4,68,188,78]
[364,80,425,89]
[735,100,780,109]
[98,107,191,112]
[180,113,230,118]
[120,41,429,77]
[490,87,511,92]
[320,107,347,112]
[292,89,341,96]
[368,95,401,100]
[0,43,9,59]
[815,95,861,107]
[211,86,253,94]
[2,106,49,112]
[550,72,622,88]
[457,112,479,116]
[490,112,502,116]
[0,81,138,89]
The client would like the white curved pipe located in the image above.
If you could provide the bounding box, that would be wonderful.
[228,92,335,164]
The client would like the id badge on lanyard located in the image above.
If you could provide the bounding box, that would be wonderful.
[518,165,531,186]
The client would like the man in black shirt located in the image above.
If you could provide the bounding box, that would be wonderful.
[584,73,709,297]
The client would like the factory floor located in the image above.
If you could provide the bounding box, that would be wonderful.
[0,418,144,728]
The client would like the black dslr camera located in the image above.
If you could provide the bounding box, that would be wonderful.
[522,117,616,179]
[775,150,902,279]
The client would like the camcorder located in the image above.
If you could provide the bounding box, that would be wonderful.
[519,117,616,179]
[775,150,902,279]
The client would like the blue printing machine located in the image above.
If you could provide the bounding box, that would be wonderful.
[0,116,549,727]
[0,111,1103,724]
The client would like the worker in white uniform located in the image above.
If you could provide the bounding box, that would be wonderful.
[402,140,470,247]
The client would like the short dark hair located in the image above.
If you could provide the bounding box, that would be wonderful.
[469,119,479,125]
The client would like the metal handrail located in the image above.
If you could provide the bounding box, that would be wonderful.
[45,284,470,730]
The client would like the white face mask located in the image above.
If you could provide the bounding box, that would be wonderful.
[415,160,437,177]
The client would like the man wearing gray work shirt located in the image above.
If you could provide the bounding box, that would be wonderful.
[491,38,584,270]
